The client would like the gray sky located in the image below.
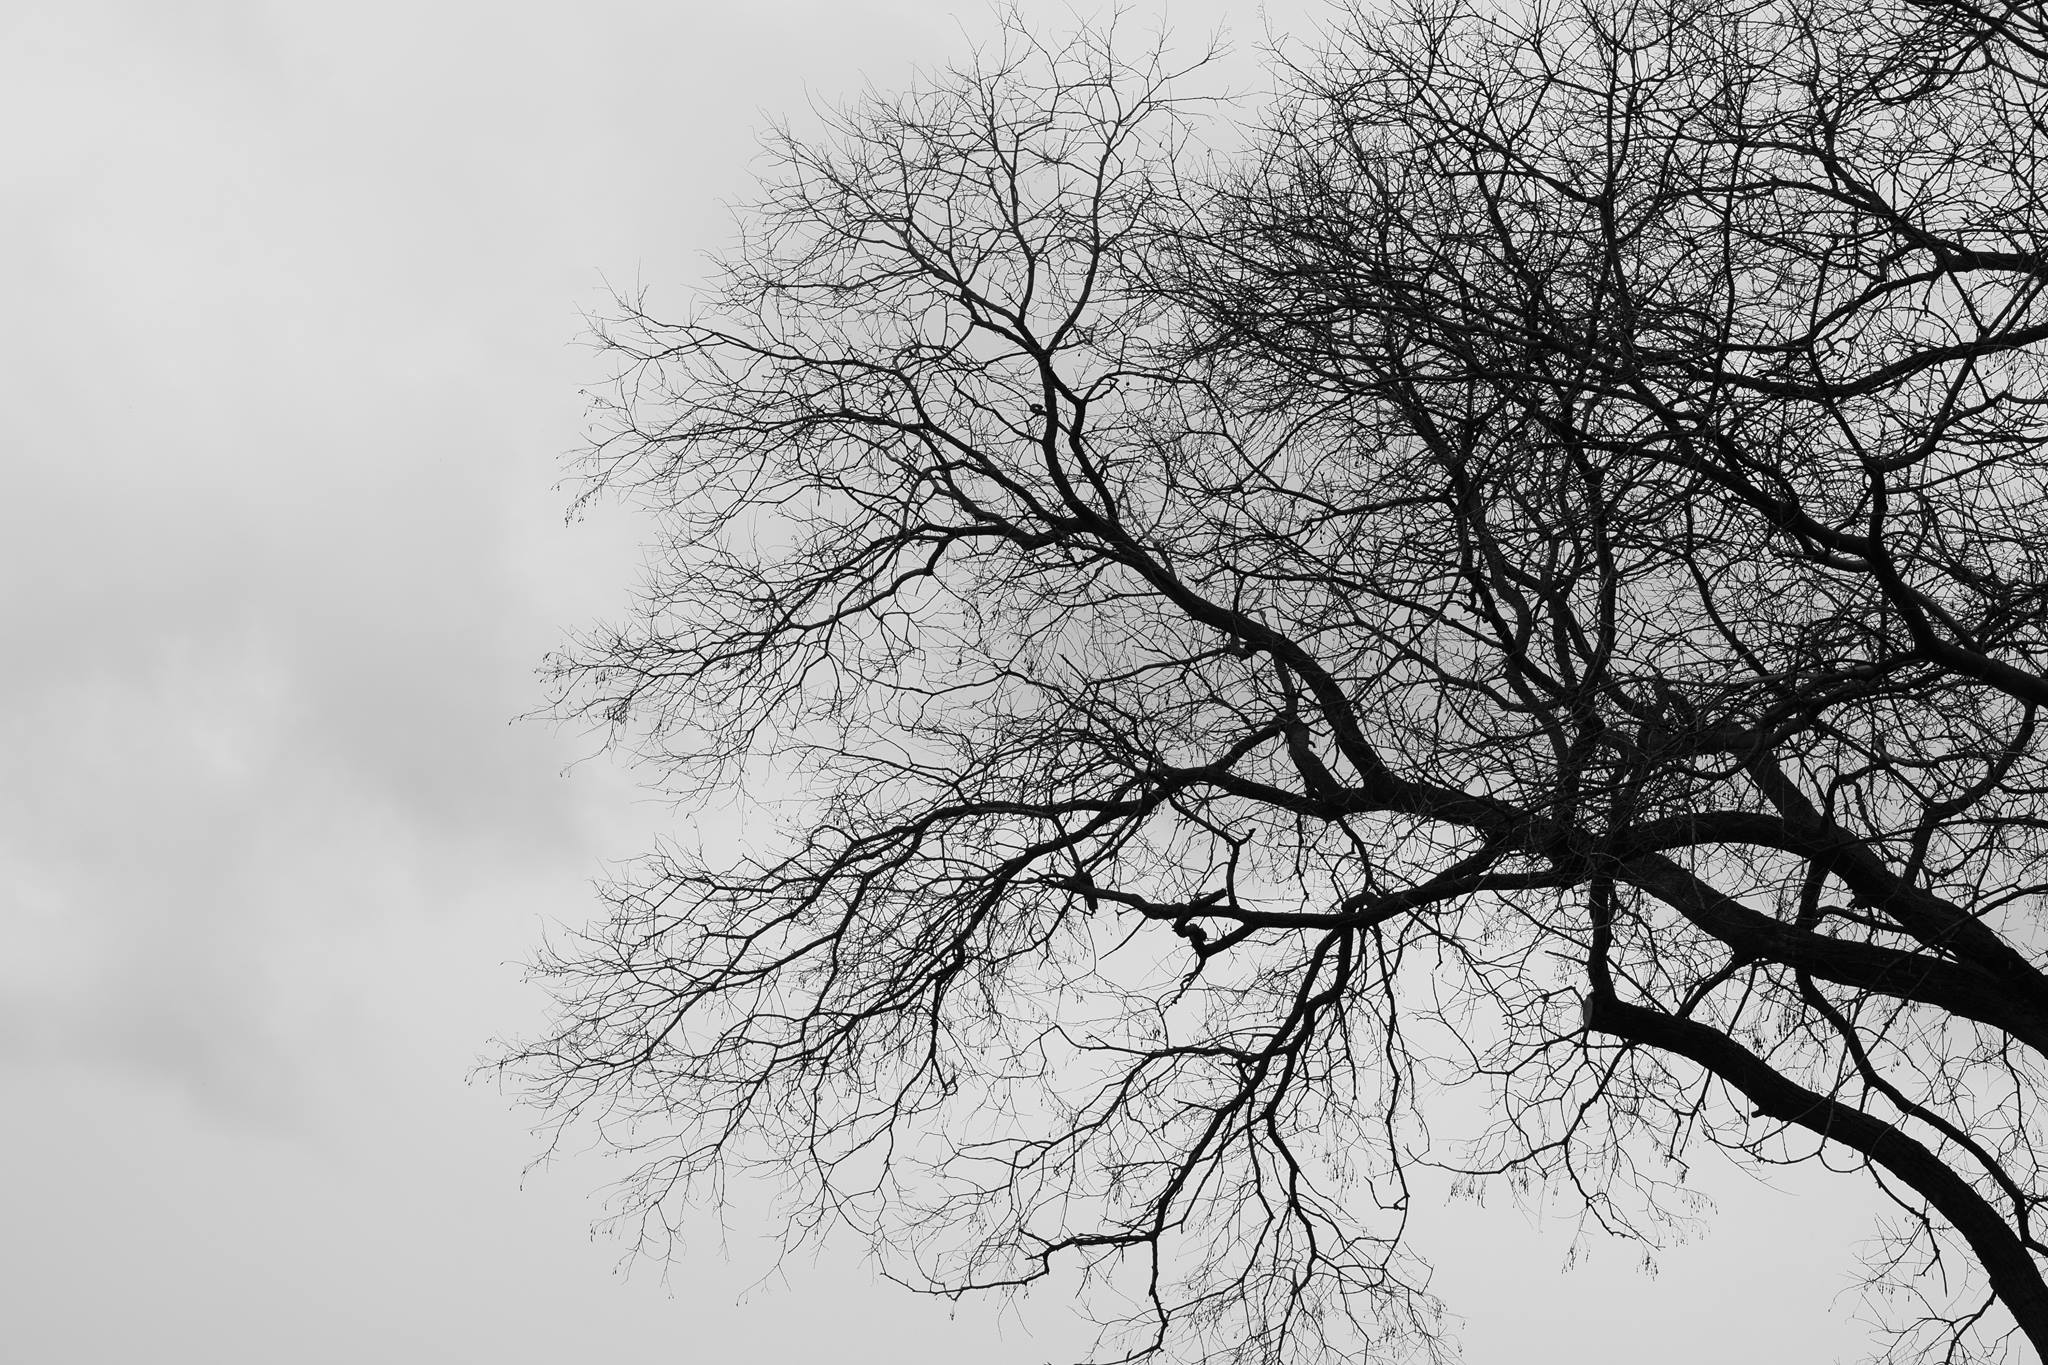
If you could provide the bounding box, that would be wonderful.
[2,2,1882,1360]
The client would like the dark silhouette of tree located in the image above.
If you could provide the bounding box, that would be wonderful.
[505,1,2048,1359]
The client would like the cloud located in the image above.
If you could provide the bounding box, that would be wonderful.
[0,4,1884,1362]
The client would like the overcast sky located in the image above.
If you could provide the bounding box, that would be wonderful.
[3,2,1884,1361]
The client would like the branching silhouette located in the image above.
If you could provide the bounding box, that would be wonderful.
[503,1,2048,1359]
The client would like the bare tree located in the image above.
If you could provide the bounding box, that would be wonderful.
[504,1,2048,1359]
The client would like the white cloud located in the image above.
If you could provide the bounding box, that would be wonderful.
[0,1,1884,1360]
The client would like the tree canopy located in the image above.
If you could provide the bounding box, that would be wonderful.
[505,1,2048,1359]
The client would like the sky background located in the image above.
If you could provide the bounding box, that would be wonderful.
[2,2,1885,1360]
